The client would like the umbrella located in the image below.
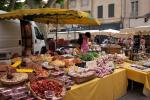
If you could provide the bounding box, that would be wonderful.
[0,8,101,46]
[0,8,101,25]
[99,29,120,36]
[120,26,150,35]
[98,29,131,38]
[113,32,131,38]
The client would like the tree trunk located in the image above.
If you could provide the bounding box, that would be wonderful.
[64,0,69,9]
[7,0,16,11]
[44,0,57,8]
[25,0,40,9]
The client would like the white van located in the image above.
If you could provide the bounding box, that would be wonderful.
[0,10,46,59]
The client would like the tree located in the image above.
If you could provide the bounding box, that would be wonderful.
[44,0,64,8]
[0,0,65,11]
[25,0,43,9]
[0,0,11,11]
[7,0,16,11]
[44,0,57,8]
[0,0,24,11]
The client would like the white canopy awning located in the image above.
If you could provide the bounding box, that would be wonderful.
[99,29,120,33]
[98,29,120,36]
[120,26,150,35]
[56,29,130,38]
[76,30,99,34]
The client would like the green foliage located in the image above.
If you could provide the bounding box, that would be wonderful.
[89,52,99,58]
[79,52,99,61]
[0,0,10,11]
[14,2,24,10]
[0,0,62,11]
[56,0,64,6]
[0,0,25,11]
[35,0,43,3]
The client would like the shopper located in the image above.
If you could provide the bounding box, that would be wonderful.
[81,34,89,54]
[133,37,140,53]
[85,32,92,48]
[47,38,56,55]
[128,38,134,49]
[140,36,145,51]
[77,33,83,48]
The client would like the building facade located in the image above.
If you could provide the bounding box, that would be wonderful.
[67,0,150,30]
[93,0,123,30]
[123,0,150,28]
[68,0,92,15]
[68,0,123,30]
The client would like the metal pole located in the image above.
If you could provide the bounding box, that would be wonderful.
[56,24,58,43]
[55,16,58,49]
[72,25,76,39]
[89,25,91,30]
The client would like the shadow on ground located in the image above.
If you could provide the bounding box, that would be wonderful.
[118,80,150,100]
[118,90,150,100]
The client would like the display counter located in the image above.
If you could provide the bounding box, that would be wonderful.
[63,69,127,100]
[101,44,121,54]
[123,62,150,97]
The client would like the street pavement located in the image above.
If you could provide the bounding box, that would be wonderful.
[119,90,150,100]
[118,80,150,100]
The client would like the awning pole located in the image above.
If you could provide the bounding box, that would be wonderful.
[72,25,76,39]
[55,15,58,49]
[89,25,91,30]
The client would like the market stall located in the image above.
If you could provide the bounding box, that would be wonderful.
[63,69,127,100]
[97,29,121,54]
[123,62,150,96]
[0,50,150,99]
[0,8,101,48]
[121,26,150,48]
[121,26,150,60]
[0,53,127,100]
[121,26,150,35]
[99,29,120,36]
[0,8,150,100]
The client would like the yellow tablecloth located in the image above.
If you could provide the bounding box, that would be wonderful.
[124,62,147,84]
[63,69,127,100]
[123,62,150,96]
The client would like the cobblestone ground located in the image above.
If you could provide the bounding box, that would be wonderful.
[118,80,150,100]
[118,90,150,100]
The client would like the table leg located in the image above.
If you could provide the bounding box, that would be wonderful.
[131,80,134,90]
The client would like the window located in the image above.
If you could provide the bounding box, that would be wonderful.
[81,0,89,7]
[108,4,114,17]
[131,0,138,17]
[69,0,76,8]
[34,27,44,40]
[97,6,103,18]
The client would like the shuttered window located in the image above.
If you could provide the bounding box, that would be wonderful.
[98,6,103,18]
[108,4,114,17]
[131,1,138,17]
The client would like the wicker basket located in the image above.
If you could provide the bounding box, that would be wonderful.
[0,73,28,85]
[73,74,96,84]
[28,79,66,100]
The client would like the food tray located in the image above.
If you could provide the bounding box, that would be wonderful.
[28,79,66,100]
[0,73,28,85]
[74,74,96,84]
